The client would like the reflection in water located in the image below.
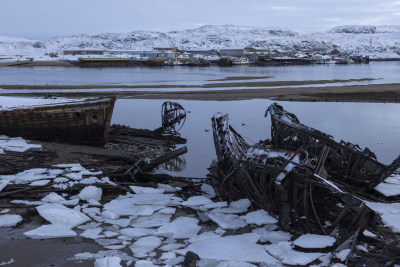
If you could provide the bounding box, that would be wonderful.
[163,155,187,172]
[112,99,400,178]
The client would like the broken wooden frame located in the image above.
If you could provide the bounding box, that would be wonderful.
[211,113,377,236]
[161,101,186,134]
[266,103,400,191]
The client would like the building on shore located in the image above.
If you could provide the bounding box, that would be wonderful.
[63,49,105,56]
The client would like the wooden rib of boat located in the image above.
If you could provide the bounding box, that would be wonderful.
[266,103,400,191]
[0,97,116,146]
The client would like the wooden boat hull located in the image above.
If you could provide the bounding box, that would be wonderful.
[211,113,376,234]
[0,97,116,146]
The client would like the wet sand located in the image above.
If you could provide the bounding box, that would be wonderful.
[2,82,400,103]
[0,78,374,90]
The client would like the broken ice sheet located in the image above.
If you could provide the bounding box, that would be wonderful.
[241,210,277,226]
[130,213,171,228]
[129,185,165,194]
[208,213,247,230]
[154,217,201,239]
[0,214,22,227]
[79,186,102,201]
[36,203,90,228]
[264,241,323,265]
[181,196,213,208]
[366,202,400,233]
[120,227,155,238]
[176,233,278,264]
[80,227,104,239]
[94,256,122,267]
[210,199,251,214]
[374,182,400,197]
[252,228,291,243]
[293,234,336,249]
[24,224,77,239]
[0,136,41,153]
[103,199,164,216]
[130,236,162,258]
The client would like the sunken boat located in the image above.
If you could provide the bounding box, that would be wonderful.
[266,103,400,192]
[211,113,376,235]
[0,96,116,146]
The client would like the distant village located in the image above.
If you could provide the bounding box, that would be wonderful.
[0,46,374,67]
[57,46,371,67]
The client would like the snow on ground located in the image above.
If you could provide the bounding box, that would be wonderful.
[375,173,400,197]
[0,136,41,154]
[0,214,22,227]
[366,201,400,233]
[1,164,399,266]
[24,224,77,239]
[264,241,323,265]
[177,233,279,264]
[293,234,336,249]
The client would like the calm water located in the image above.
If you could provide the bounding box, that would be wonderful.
[0,61,400,87]
[112,99,400,178]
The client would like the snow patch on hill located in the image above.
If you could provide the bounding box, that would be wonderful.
[0,25,399,58]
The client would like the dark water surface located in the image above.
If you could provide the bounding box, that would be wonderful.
[112,99,400,178]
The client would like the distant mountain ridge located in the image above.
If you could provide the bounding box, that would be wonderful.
[1,25,399,57]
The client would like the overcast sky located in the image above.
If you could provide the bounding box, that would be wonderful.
[1,0,400,40]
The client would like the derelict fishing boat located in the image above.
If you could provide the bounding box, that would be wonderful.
[0,96,116,146]
[266,103,400,191]
[211,113,375,234]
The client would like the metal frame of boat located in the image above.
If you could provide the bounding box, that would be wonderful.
[266,103,400,191]
[211,113,376,235]
[0,97,116,146]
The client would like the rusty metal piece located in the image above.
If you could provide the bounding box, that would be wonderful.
[0,97,116,146]
[266,103,400,191]
[161,101,186,134]
[211,112,377,236]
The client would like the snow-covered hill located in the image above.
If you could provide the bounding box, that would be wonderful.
[1,25,399,58]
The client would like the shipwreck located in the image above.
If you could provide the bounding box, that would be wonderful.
[0,96,116,146]
[211,104,400,237]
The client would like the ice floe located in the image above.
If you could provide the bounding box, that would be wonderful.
[363,229,377,238]
[130,236,162,258]
[201,183,216,198]
[366,201,400,233]
[78,186,102,202]
[24,224,77,239]
[210,199,251,214]
[264,241,323,265]
[293,234,336,249]
[182,196,213,207]
[208,213,247,230]
[36,203,90,228]
[177,233,278,264]
[241,210,277,226]
[155,217,200,239]
[129,185,165,194]
[131,213,172,228]
[0,136,41,153]
[0,214,22,227]
[120,227,154,238]
[94,256,122,267]
[252,228,291,243]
